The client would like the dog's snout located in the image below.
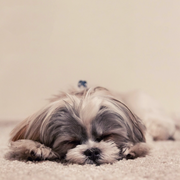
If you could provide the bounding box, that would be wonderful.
[84,148,101,161]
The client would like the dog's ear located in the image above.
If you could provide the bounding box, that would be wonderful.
[124,109,147,144]
[11,119,29,141]
[121,102,147,143]
[10,108,49,142]
[130,114,146,143]
[111,98,146,143]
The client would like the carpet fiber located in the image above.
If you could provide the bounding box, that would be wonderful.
[0,121,180,180]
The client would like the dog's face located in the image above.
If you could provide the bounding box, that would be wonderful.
[10,87,148,165]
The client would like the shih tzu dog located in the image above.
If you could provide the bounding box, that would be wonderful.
[6,85,179,165]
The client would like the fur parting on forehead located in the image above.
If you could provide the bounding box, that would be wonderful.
[65,140,119,164]
[79,96,104,137]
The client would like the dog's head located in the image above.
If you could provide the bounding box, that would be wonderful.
[11,87,149,165]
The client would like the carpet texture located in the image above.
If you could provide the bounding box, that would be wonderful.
[0,121,180,180]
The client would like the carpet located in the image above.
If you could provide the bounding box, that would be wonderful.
[0,121,180,180]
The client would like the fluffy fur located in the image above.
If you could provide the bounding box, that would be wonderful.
[6,86,179,165]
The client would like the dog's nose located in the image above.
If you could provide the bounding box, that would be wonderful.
[84,148,101,161]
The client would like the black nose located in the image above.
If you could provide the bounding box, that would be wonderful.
[84,148,101,161]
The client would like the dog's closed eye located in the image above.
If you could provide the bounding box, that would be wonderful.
[63,140,81,146]
[96,134,112,142]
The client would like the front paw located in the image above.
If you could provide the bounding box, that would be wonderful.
[6,139,57,161]
[125,143,150,160]
[26,143,56,161]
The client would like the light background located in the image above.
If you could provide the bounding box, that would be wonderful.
[0,0,180,119]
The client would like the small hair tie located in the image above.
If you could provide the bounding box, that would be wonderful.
[78,80,87,88]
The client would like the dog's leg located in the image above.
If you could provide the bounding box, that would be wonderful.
[5,139,58,161]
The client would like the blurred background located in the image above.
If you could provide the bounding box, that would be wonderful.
[0,0,180,120]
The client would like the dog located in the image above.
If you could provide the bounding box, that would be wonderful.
[6,86,179,165]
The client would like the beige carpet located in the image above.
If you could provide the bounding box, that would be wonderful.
[0,121,180,180]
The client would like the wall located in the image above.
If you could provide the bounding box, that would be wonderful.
[0,0,180,119]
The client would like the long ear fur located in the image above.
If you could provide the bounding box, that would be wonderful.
[127,111,147,143]
[109,97,146,143]
[11,119,29,141]
[10,106,50,142]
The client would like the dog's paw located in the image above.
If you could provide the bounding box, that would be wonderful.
[5,139,58,161]
[26,143,57,161]
[125,143,150,160]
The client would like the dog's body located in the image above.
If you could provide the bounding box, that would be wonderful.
[6,86,179,165]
